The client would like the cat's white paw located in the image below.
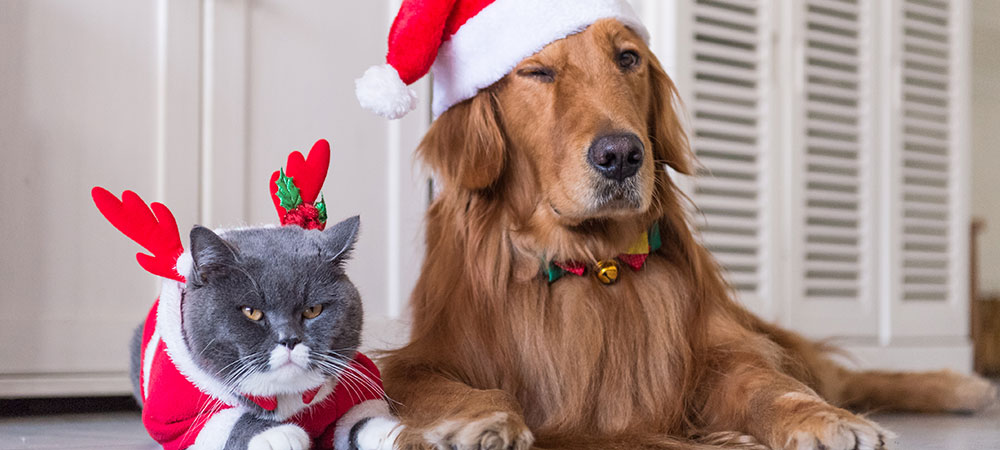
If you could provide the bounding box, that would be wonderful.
[248,424,311,450]
[355,416,403,450]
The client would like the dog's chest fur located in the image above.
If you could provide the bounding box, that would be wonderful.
[503,256,692,435]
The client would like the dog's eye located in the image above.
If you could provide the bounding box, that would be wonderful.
[517,67,555,83]
[617,50,640,70]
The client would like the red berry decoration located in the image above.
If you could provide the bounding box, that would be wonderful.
[282,203,324,231]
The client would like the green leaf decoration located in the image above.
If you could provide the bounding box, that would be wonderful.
[276,169,303,211]
[315,194,327,223]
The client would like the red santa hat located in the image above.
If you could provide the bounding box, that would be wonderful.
[355,0,649,119]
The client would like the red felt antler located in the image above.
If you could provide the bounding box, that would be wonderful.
[270,139,331,230]
[92,187,186,283]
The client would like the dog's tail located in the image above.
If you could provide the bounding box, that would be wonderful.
[744,312,999,413]
[829,367,998,413]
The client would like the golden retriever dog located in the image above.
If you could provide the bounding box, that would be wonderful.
[380,19,998,450]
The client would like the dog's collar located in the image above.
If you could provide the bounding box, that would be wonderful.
[543,223,662,285]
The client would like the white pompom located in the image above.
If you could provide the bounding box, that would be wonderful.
[174,251,193,280]
[355,64,417,120]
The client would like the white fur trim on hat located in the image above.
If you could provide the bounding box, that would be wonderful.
[431,0,648,117]
[175,251,193,281]
[356,64,418,120]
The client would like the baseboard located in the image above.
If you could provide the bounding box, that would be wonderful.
[837,342,975,374]
[0,372,132,398]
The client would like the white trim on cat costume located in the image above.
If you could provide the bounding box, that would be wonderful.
[190,408,245,450]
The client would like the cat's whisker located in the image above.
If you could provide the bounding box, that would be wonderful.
[183,395,228,445]
[214,350,268,378]
[312,350,385,382]
[194,338,218,361]
[309,360,369,400]
[338,369,390,404]
[312,354,382,389]
[224,358,266,393]
[310,357,389,401]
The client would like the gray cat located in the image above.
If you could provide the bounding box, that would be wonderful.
[128,217,401,450]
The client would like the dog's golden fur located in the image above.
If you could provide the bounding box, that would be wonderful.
[380,20,997,450]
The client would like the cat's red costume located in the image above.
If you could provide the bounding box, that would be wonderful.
[93,140,398,450]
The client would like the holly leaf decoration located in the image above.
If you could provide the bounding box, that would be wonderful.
[315,194,327,224]
[276,169,303,211]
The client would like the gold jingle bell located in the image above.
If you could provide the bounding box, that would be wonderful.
[594,260,619,285]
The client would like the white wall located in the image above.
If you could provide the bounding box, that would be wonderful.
[971,0,1000,297]
[0,0,428,398]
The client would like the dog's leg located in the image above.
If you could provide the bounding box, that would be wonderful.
[383,368,533,450]
[698,348,892,450]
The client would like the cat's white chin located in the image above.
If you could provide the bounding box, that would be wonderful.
[239,366,327,396]
[238,344,327,396]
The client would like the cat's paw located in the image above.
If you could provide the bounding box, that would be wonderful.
[421,411,533,450]
[354,416,403,450]
[248,424,311,450]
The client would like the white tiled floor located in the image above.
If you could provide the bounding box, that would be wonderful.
[0,408,998,449]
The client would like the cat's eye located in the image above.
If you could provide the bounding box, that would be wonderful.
[302,305,323,319]
[242,306,263,321]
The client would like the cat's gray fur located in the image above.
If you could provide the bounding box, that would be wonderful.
[129,216,365,449]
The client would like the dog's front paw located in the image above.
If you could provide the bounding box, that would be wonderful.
[248,424,311,450]
[780,408,892,450]
[421,411,533,450]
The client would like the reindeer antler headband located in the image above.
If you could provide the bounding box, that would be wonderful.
[93,139,333,280]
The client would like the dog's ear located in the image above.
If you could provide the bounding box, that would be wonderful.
[648,57,694,175]
[417,91,506,190]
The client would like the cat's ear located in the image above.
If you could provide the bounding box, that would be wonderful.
[321,215,360,263]
[189,225,237,285]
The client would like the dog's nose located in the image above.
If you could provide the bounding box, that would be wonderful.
[587,133,644,181]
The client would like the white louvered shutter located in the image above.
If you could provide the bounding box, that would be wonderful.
[684,0,773,317]
[674,0,970,347]
[789,0,879,337]
[889,0,969,338]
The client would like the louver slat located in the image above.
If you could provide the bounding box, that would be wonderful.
[899,0,951,303]
[801,0,868,304]
[689,0,766,306]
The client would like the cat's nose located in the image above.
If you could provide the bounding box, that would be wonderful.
[278,336,301,349]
